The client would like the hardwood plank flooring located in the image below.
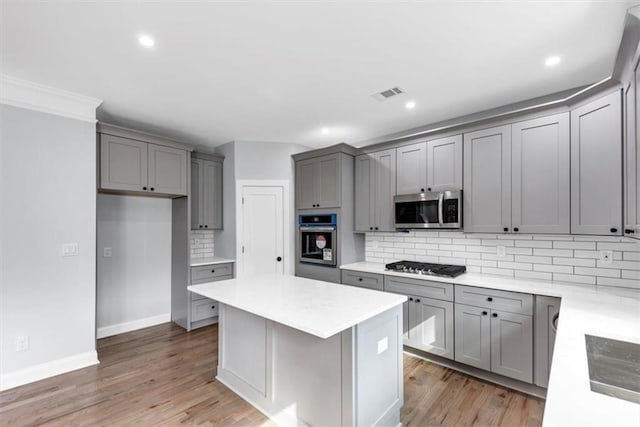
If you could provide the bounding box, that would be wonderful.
[0,323,544,426]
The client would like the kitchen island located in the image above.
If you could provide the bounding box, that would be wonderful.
[189,274,407,427]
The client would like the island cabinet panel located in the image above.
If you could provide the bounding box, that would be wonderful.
[511,113,570,234]
[294,153,342,209]
[534,295,561,388]
[100,134,148,192]
[396,142,427,195]
[463,125,512,233]
[571,90,622,235]
[191,156,223,230]
[490,310,534,383]
[147,143,188,195]
[454,303,492,370]
[341,269,384,291]
[427,134,463,191]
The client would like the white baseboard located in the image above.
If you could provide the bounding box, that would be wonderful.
[0,350,99,391]
[96,313,171,339]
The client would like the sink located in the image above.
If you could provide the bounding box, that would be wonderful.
[585,334,640,404]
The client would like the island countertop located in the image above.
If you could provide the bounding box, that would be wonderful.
[188,274,407,339]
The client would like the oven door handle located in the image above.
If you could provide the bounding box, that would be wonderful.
[437,192,444,226]
[299,226,336,232]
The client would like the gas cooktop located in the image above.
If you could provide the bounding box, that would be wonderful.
[384,261,466,278]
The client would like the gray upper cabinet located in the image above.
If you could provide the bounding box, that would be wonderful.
[571,91,623,235]
[355,149,396,232]
[624,66,640,238]
[191,156,223,230]
[427,135,463,191]
[148,144,188,196]
[511,113,570,234]
[396,142,427,195]
[490,309,533,383]
[100,132,188,197]
[295,154,341,209]
[100,134,148,192]
[463,125,512,233]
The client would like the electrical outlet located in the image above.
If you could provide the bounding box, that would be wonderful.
[496,245,507,258]
[15,335,29,352]
[377,336,388,355]
[599,250,614,265]
[61,243,79,257]
[103,247,112,257]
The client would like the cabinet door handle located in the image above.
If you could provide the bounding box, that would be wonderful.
[552,313,559,332]
[513,227,519,232]
[375,227,379,230]
[150,187,154,191]
[420,188,425,192]
[204,225,208,228]
[415,298,421,303]
[486,297,493,302]
[427,187,432,191]
[610,227,618,233]
[625,229,635,234]
[370,227,374,231]
[211,269,215,273]
[492,313,498,317]
[211,305,216,310]
[409,297,414,301]
[358,277,363,281]
[503,227,508,232]
[482,311,488,316]
[276,256,282,262]
[199,225,203,228]
[143,186,147,191]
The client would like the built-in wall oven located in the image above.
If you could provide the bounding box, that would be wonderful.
[394,190,462,229]
[298,213,337,266]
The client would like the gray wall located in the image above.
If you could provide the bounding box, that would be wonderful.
[0,104,97,376]
[96,194,172,335]
[214,141,309,271]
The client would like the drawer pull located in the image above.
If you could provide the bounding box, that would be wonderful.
[211,269,215,273]
[211,305,216,309]
[492,313,498,317]
[415,298,421,303]
[358,277,363,281]
[482,311,488,315]
[486,297,493,302]
[409,297,414,301]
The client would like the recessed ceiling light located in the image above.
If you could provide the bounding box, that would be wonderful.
[405,101,416,110]
[138,35,155,48]
[545,56,561,67]
[321,127,329,134]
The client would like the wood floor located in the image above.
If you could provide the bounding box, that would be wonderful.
[0,323,544,426]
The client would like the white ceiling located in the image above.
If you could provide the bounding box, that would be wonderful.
[1,1,637,148]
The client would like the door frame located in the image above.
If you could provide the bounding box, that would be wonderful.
[235,180,292,277]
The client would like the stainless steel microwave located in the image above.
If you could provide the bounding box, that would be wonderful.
[394,190,462,229]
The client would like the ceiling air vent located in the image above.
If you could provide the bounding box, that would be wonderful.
[372,86,406,101]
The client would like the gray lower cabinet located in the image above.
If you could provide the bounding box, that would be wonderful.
[354,149,396,232]
[100,133,188,196]
[188,262,234,329]
[454,285,534,383]
[571,90,623,235]
[295,153,341,209]
[384,276,454,360]
[341,269,384,291]
[191,154,223,230]
[534,295,561,388]
[463,125,512,233]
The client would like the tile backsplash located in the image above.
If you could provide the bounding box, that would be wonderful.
[191,230,215,260]
[365,231,640,290]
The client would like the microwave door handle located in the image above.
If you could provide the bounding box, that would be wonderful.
[438,192,444,226]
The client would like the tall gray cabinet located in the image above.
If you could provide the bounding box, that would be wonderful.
[295,153,341,209]
[624,64,640,238]
[355,149,396,232]
[191,153,223,230]
[571,91,623,235]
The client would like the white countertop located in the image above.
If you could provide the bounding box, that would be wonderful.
[190,256,235,267]
[188,274,407,339]
[341,262,640,427]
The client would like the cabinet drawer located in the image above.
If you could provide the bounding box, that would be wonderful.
[191,298,219,322]
[341,270,384,291]
[384,276,453,302]
[191,263,233,284]
[455,285,533,315]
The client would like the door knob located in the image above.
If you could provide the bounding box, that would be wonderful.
[276,256,282,262]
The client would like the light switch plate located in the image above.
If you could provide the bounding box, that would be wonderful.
[61,243,79,257]
[15,335,29,352]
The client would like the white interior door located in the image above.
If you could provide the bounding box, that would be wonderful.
[240,185,285,276]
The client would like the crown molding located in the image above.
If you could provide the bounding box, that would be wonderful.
[0,74,102,122]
